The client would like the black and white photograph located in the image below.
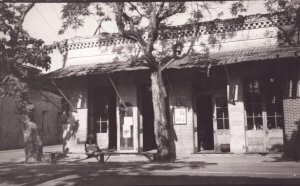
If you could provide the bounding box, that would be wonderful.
[0,0,300,185]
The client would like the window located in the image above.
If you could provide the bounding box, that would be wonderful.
[96,119,108,133]
[265,78,284,129]
[96,102,109,133]
[245,80,263,130]
[216,97,229,129]
[100,122,108,133]
[244,77,284,131]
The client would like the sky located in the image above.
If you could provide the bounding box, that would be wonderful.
[22,1,268,72]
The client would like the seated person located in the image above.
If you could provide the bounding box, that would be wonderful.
[85,134,101,157]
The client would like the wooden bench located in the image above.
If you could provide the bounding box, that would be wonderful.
[46,150,157,163]
[92,151,157,163]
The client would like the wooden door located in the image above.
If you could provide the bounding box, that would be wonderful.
[96,100,109,149]
[245,79,266,152]
[91,87,117,150]
[264,78,284,152]
[120,104,134,150]
[213,96,230,152]
[197,95,214,151]
[138,85,156,151]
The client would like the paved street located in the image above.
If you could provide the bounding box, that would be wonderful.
[0,146,299,185]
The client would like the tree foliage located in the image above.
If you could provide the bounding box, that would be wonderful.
[0,2,52,162]
[263,0,300,46]
[0,3,51,97]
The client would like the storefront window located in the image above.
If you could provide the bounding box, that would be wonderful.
[244,77,284,130]
[245,80,263,130]
[216,97,229,129]
[265,78,284,129]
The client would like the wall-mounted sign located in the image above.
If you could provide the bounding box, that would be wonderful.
[123,125,131,138]
[124,117,133,126]
[174,107,187,124]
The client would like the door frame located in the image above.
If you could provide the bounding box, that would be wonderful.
[87,86,117,150]
[196,93,215,151]
[212,94,231,152]
[137,85,156,152]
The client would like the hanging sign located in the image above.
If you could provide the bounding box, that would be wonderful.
[174,107,187,124]
[227,84,238,104]
[124,116,133,126]
[123,125,131,138]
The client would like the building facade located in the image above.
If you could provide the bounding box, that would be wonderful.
[0,89,62,150]
[48,12,300,158]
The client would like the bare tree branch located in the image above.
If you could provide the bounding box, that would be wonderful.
[93,16,111,36]
[147,2,158,52]
[157,2,185,22]
[160,37,197,72]
[115,2,158,70]
[115,3,145,44]
[127,2,148,18]
[201,1,211,15]
[156,1,165,18]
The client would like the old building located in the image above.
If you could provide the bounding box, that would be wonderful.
[47,12,300,158]
[0,89,62,150]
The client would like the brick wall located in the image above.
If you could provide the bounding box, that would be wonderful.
[282,62,300,159]
[283,98,300,158]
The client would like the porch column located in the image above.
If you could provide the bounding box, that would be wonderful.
[62,82,88,153]
[168,72,194,157]
[227,67,246,153]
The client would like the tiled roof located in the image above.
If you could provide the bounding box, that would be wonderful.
[169,45,300,69]
[46,45,300,79]
[45,60,148,79]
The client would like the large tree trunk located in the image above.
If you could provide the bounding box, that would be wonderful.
[16,91,44,162]
[21,112,44,162]
[151,71,176,161]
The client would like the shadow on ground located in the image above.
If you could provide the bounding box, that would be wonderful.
[0,158,299,185]
[261,153,300,162]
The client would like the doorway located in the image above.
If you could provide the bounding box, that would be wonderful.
[197,95,214,151]
[88,87,117,150]
[139,85,157,151]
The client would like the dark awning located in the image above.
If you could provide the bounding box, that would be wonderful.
[169,45,300,69]
[45,60,148,79]
[46,45,300,79]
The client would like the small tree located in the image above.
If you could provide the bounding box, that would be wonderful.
[59,1,248,161]
[0,3,51,162]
